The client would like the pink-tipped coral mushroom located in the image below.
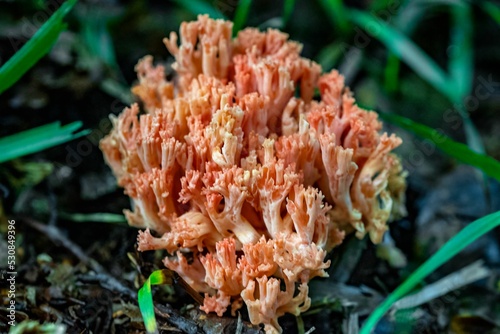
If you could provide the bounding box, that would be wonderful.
[101,15,406,334]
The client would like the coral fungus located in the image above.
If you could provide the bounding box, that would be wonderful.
[100,15,406,333]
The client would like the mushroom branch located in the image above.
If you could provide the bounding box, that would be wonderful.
[100,15,407,334]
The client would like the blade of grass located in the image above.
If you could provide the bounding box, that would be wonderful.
[0,0,77,95]
[350,6,484,158]
[283,0,296,25]
[448,2,473,99]
[338,47,364,86]
[297,315,306,334]
[60,212,127,224]
[384,53,400,93]
[0,122,60,145]
[457,104,485,155]
[100,78,135,105]
[318,0,350,33]
[0,121,83,149]
[348,9,454,102]
[360,210,500,333]
[315,41,344,72]
[171,0,226,20]
[138,270,176,334]
[368,0,394,12]
[480,1,500,25]
[232,0,252,35]
[447,3,485,154]
[339,0,426,88]
[377,111,500,182]
[0,121,90,164]
[350,7,484,154]
[81,18,118,70]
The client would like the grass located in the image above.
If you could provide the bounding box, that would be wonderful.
[282,0,297,25]
[348,4,485,154]
[376,111,500,182]
[59,212,128,225]
[232,0,253,35]
[0,0,77,95]
[360,210,500,333]
[0,122,89,164]
[384,53,400,93]
[138,270,176,333]
[171,0,226,20]
[0,0,86,164]
[348,9,452,101]
[137,202,500,333]
[480,1,500,25]
[318,0,350,33]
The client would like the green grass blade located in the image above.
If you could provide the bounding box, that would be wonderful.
[384,53,400,93]
[368,0,394,12]
[480,1,500,25]
[233,0,252,35]
[0,121,85,153]
[0,0,77,95]
[60,212,127,224]
[138,270,175,334]
[318,0,350,33]
[100,78,135,105]
[378,112,500,182]
[348,9,454,101]
[283,0,297,25]
[393,0,427,36]
[315,41,344,72]
[0,122,60,146]
[172,0,226,20]
[447,3,484,154]
[81,19,118,69]
[360,210,500,333]
[448,3,473,101]
[0,121,90,164]
[296,315,306,334]
[456,103,485,154]
[139,276,157,334]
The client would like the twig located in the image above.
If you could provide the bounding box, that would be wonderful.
[391,260,490,311]
[186,307,263,334]
[155,303,203,334]
[235,313,243,334]
[77,273,136,299]
[342,312,358,334]
[20,216,137,299]
[304,327,316,334]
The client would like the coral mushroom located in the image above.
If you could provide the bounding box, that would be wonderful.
[100,15,406,333]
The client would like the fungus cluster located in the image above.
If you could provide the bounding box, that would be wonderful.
[100,15,406,333]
